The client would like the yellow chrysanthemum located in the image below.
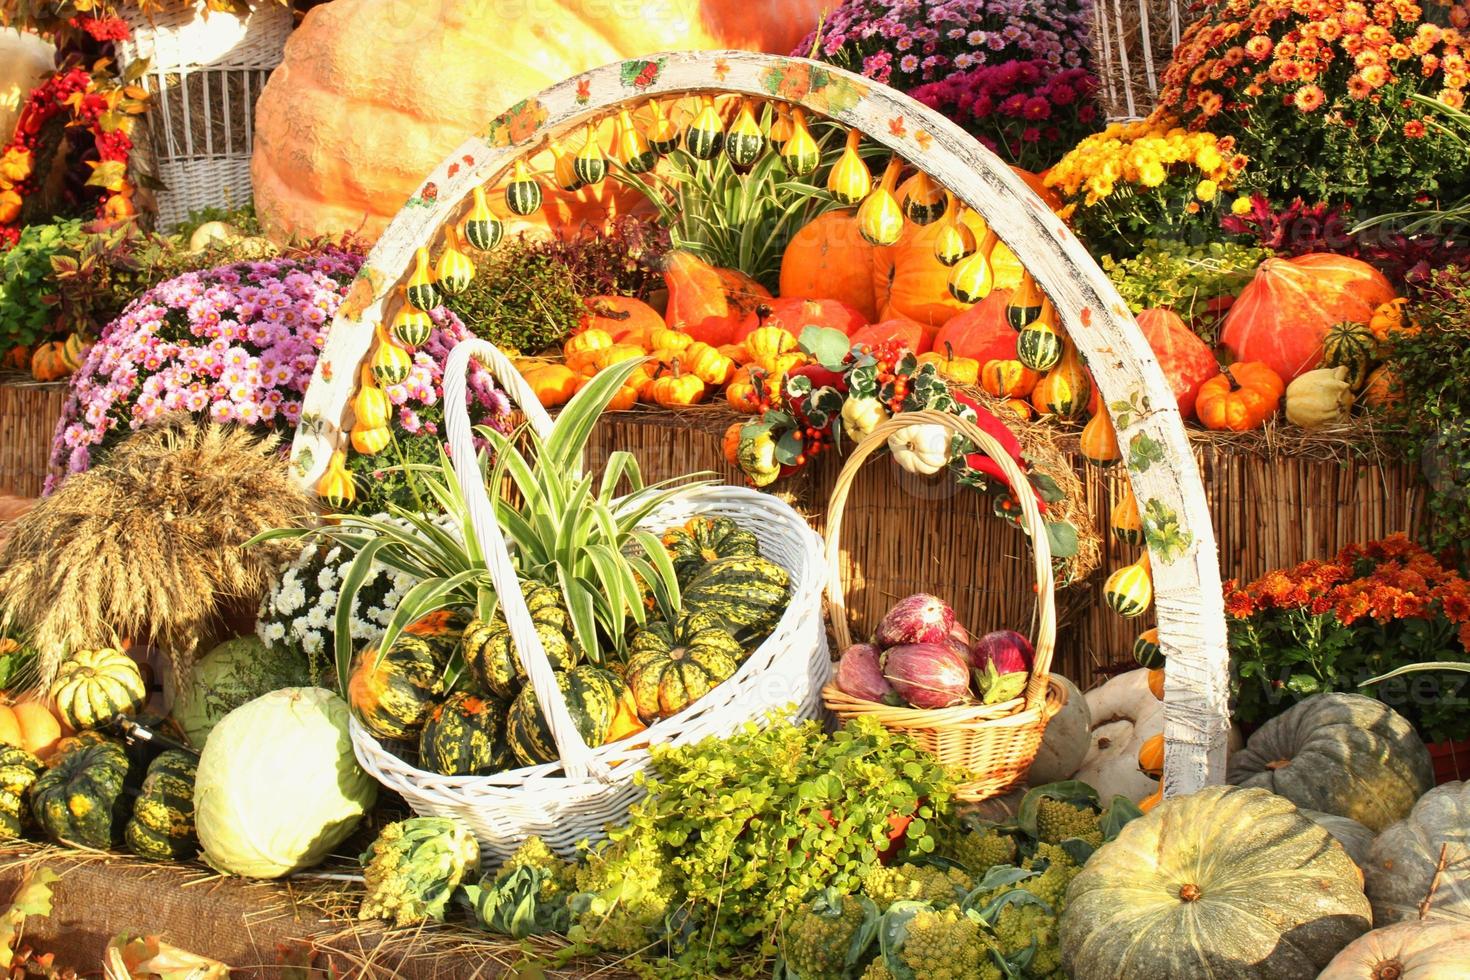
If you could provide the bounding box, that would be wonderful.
[1231,195,1254,215]
[1195,179,1219,202]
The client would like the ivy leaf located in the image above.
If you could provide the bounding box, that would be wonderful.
[1044,520,1079,560]
[1128,432,1166,473]
[775,430,804,465]
[85,159,128,191]
[0,869,57,969]
[799,326,853,371]
[1142,498,1194,563]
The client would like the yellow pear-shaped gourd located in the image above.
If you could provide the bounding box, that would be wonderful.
[779,107,820,176]
[1111,484,1145,546]
[724,99,765,169]
[572,123,608,186]
[1080,410,1121,467]
[372,323,413,386]
[857,158,905,246]
[827,129,871,205]
[390,287,433,349]
[685,95,725,160]
[932,193,977,266]
[903,171,945,224]
[353,362,391,431]
[614,108,655,174]
[435,224,475,296]
[462,185,503,252]
[1104,552,1153,618]
[768,104,794,143]
[948,228,998,303]
[1006,272,1044,330]
[549,138,583,192]
[316,449,356,510]
[645,99,681,154]
[504,159,542,216]
[351,422,392,455]
[405,246,438,311]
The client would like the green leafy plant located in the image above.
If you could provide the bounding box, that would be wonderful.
[444,238,588,354]
[0,219,84,350]
[1102,239,1272,342]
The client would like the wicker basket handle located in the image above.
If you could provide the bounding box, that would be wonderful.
[825,409,1057,711]
[441,339,608,783]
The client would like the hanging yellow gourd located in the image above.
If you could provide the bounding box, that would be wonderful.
[948,228,998,303]
[724,99,765,169]
[572,123,608,186]
[504,159,542,216]
[857,158,905,246]
[645,99,681,155]
[768,104,794,143]
[435,224,475,295]
[351,364,393,455]
[903,171,945,224]
[932,193,977,266]
[405,246,438,312]
[1104,551,1153,618]
[1111,484,1145,546]
[685,95,725,160]
[462,185,503,252]
[780,107,820,177]
[1030,338,1091,418]
[549,138,584,192]
[614,108,655,174]
[1016,310,1064,372]
[1080,410,1121,467]
[1006,272,1044,331]
[1137,733,1165,778]
[316,450,356,510]
[390,288,433,349]
[372,323,413,386]
[827,129,871,205]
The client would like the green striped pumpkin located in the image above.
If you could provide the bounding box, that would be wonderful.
[50,648,147,731]
[418,692,509,776]
[1017,322,1064,372]
[1133,628,1164,669]
[348,633,451,740]
[32,736,131,849]
[724,128,765,170]
[0,745,42,840]
[463,213,504,252]
[1322,321,1378,389]
[506,666,621,767]
[126,749,198,861]
[504,174,543,216]
[1104,560,1154,618]
[682,556,791,645]
[626,612,743,721]
[463,583,578,699]
[662,516,761,586]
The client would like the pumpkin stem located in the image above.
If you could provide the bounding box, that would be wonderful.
[1225,366,1244,392]
[1178,883,1202,902]
[1373,962,1404,980]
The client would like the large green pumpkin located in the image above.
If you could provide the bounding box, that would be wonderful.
[661,516,760,586]
[626,611,743,721]
[418,692,509,776]
[462,582,578,700]
[1302,809,1375,871]
[31,736,132,849]
[171,636,313,749]
[125,749,198,861]
[0,745,42,840]
[1227,693,1432,831]
[1060,785,1371,980]
[505,666,620,767]
[681,556,790,645]
[1365,779,1470,925]
[347,633,451,740]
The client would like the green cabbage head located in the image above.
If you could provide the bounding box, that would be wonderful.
[195,687,377,878]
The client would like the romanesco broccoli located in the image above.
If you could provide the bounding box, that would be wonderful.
[860,863,972,911]
[504,835,575,903]
[568,834,677,952]
[983,843,1085,978]
[942,827,1018,875]
[865,906,1002,980]
[779,890,879,979]
[1034,797,1103,846]
[358,817,480,927]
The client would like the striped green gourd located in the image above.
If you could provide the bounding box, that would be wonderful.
[32,737,131,849]
[125,749,198,861]
[681,556,791,645]
[661,516,761,586]
[1322,321,1378,389]
[347,633,451,740]
[505,666,621,767]
[418,692,509,776]
[684,97,725,160]
[1017,321,1063,371]
[49,647,147,731]
[504,161,543,216]
[0,745,41,840]
[627,612,743,721]
[1133,628,1164,669]
[462,583,578,699]
[1104,558,1154,618]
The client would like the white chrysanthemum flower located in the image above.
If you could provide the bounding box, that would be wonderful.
[317,565,338,591]
[305,604,330,630]
[259,621,287,645]
[300,631,324,655]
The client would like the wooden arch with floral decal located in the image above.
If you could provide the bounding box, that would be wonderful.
[287,50,1231,794]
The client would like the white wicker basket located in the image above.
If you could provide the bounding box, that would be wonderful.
[116,1,292,229]
[349,340,830,862]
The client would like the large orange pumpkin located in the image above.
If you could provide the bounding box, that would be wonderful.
[664,251,770,346]
[250,0,829,242]
[580,295,664,345]
[930,288,1020,366]
[1220,254,1396,383]
[850,316,933,355]
[779,210,881,322]
[1134,308,1219,420]
[751,297,866,341]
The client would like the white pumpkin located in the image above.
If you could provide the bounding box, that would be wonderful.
[1027,674,1091,785]
[887,423,950,475]
[1286,365,1354,428]
[1319,920,1470,980]
[1365,779,1470,925]
[189,220,241,253]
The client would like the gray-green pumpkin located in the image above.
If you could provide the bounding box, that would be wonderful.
[1227,693,1433,832]
[1060,785,1371,980]
[1365,779,1470,925]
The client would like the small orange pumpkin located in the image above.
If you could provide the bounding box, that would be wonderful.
[650,362,706,406]
[524,363,581,408]
[593,343,647,372]
[725,366,765,413]
[606,383,639,411]
[916,347,980,386]
[722,421,744,467]
[30,341,70,382]
[980,358,1039,398]
[999,397,1032,420]
[683,341,735,386]
[1360,363,1404,410]
[1196,361,1284,431]
[648,326,694,353]
[744,325,799,372]
[718,342,749,365]
[564,328,616,373]
[1137,733,1165,778]
[1147,667,1166,701]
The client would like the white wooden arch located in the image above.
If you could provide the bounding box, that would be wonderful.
[288,51,1230,794]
